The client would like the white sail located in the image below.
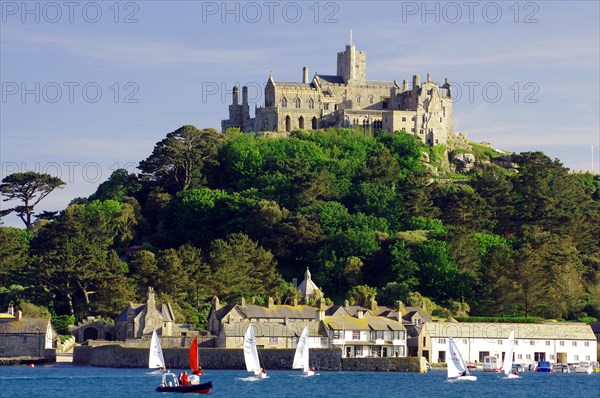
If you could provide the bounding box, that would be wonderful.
[503,330,515,376]
[293,326,310,371]
[243,324,262,375]
[447,337,467,379]
[149,330,166,369]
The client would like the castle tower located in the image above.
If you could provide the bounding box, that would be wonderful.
[337,43,366,84]
[303,66,309,84]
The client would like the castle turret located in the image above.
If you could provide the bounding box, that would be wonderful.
[403,79,409,91]
[337,43,366,84]
[242,86,248,106]
[232,86,239,105]
[303,66,309,84]
[413,74,420,91]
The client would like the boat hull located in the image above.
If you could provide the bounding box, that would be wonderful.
[448,375,477,381]
[156,381,213,393]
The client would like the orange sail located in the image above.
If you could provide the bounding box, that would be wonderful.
[189,336,204,375]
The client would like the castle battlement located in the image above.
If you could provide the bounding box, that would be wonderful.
[222,43,453,146]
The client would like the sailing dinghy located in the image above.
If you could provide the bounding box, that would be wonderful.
[156,336,213,393]
[244,324,267,379]
[502,330,520,379]
[447,337,477,381]
[293,326,315,377]
[149,330,166,373]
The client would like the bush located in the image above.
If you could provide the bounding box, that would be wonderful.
[51,315,76,334]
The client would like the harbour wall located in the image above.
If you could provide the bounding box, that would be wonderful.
[73,345,425,372]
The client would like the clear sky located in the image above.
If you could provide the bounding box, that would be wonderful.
[1,0,599,228]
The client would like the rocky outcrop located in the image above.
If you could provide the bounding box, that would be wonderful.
[451,153,476,172]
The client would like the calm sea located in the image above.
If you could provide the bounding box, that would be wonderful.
[1,365,599,398]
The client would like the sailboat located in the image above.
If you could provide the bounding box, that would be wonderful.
[293,326,315,377]
[447,337,477,381]
[502,330,520,379]
[149,330,166,372]
[156,336,213,393]
[244,324,267,379]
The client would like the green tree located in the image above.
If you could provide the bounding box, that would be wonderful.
[0,172,65,228]
[88,169,141,202]
[139,125,220,192]
[346,284,377,307]
[206,233,279,302]
[343,256,364,288]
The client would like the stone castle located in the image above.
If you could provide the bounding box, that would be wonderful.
[222,42,453,145]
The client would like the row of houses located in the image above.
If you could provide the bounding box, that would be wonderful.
[3,268,598,365]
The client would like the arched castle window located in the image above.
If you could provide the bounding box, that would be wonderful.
[312,117,317,130]
[285,115,291,132]
[281,97,287,108]
[308,98,314,109]
[295,98,301,108]
[299,116,305,129]
[356,95,361,104]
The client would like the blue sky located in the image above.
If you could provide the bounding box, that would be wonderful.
[1,0,599,227]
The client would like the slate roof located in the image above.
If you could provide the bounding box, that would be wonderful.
[323,316,406,332]
[326,305,374,317]
[425,322,596,340]
[114,303,174,322]
[236,304,318,320]
[364,80,396,87]
[0,318,50,334]
[273,82,314,88]
[316,75,345,84]
[221,320,327,337]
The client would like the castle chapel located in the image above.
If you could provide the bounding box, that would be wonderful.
[222,42,454,145]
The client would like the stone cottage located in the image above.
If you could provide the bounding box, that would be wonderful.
[0,310,58,359]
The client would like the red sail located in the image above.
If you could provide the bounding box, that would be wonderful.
[189,336,204,375]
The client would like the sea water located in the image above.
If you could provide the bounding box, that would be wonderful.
[1,366,599,398]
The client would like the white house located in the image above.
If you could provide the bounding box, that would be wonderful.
[426,322,597,366]
[323,310,407,358]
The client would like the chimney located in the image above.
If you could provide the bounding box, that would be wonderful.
[318,297,325,311]
[343,300,349,308]
[413,75,420,91]
[396,301,404,322]
[370,299,378,312]
[403,79,408,91]
[267,297,274,309]
[212,296,220,310]
[232,86,239,105]
[242,86,248,106]
[357,309,364,319]
[241,297,246,306]
[303,66,309,84]
[427,72,431,82]
[421,300,426,311]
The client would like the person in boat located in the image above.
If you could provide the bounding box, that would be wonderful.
[513,370,519,376]
[461,370,467,377]
[182,372,189,386]
[261,368,267,376]
[310,367,315,372]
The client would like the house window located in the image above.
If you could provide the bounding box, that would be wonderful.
[572,341,577,347]
[269,337,278,344]
[402,117,406,122]
[382,101,388,109]
[411,128,415,132]
[352,331,360,340]
[371,346,381,357]
[439,351,446,362]
[355,346,363,357]
[479,352,490,362]
[526,354,531,359]
[321,337,328,345]
[585,341,590,347]
[281,97,287,108]
[574,355,579,361]
[412,116,416,121]
[530,340,535,346]
[545,341,550,346]
[534,352,545,361]
[498,340,503,345]
[463,339,468,345]
[550,355,555,360]
[333,330,343,339]
[413,318,422,326]
[422,336,426,345]
[295,98,301,108]
[438,338,446,344]
[585,355,590,360]
[324,103,329,110]
[517,354,522,359]
[308,98,314,109]
[371,331,383,340]
[559,341,564,346]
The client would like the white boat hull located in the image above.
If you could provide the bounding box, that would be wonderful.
[448,375,477,381]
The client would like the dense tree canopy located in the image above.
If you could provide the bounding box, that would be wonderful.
[2,126,599,328]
